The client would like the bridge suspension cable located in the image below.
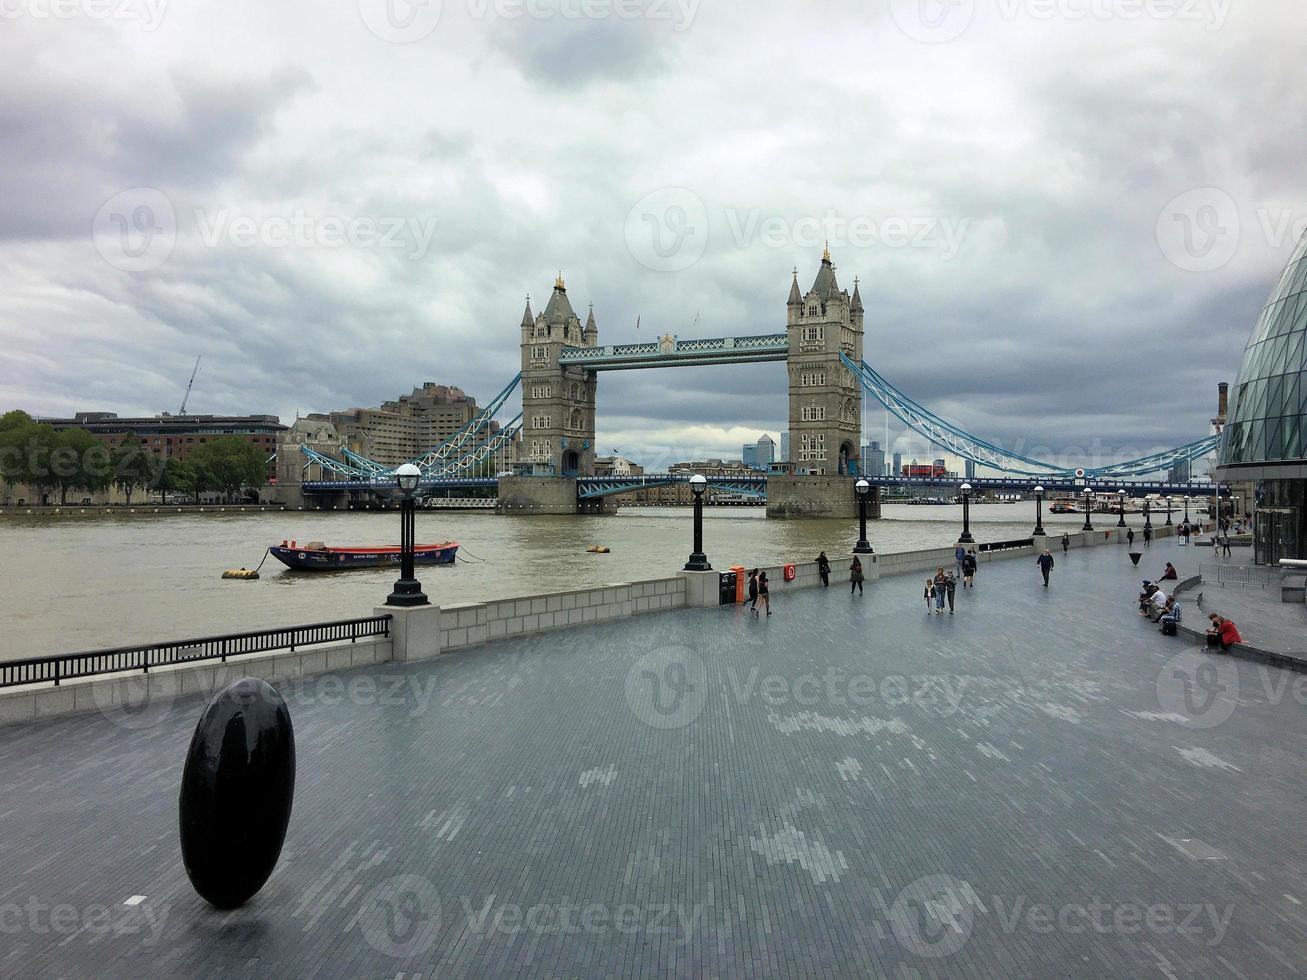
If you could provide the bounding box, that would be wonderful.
[844,354,1218,479]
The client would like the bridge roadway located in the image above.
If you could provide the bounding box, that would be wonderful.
[300,473,1215,500]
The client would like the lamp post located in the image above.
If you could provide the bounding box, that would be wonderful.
[1144,498,1152,530]
[853,478,874,554]
[1165,495,1173,525]
[959,482,975,543]
[1183,494,1191,525]
[1033,485,1046,537]
[1082,487,1094,532]
[385,463,429,607]
[1117,489,1128,528]
[683,474,712,571]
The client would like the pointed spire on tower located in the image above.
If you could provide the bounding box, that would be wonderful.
[586,303,597,330]
[822,241,831,264]
[851,276,864,313]
[521,294,534,327]
[787,266,802,306]
[555,271,566,291]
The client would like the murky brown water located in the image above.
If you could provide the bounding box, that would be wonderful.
[0,504,1108,659]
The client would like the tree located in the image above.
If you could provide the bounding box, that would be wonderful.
[0,417,59,503]
[187,438,269,501]
[158,457,195,504]
[50,428,105,505]
[111,436,159,506]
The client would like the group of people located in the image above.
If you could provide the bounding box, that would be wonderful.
[1125,526,1155,548]
[1138,578,1243,650]
[745,568,771,617]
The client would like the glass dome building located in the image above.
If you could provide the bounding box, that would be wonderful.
[1217,229,1307,563]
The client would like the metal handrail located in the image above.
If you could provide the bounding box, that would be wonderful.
[1199,563,1278,588]
[0,615,392,689]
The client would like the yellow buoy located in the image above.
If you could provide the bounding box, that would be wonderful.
[222,568,260,580]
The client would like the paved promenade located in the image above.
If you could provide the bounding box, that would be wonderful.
[3,539,1307,977]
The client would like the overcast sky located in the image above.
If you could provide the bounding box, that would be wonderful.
[1,0,1305,472]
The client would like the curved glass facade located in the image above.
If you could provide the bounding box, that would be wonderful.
[1220,231,1307,466]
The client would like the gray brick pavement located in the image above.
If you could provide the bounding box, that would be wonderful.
[2,538,1306,977]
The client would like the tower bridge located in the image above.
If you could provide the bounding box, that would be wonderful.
[291,248,1221,517]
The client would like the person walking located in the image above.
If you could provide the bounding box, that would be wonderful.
[1037,548,1055,587]
[944,571,957,615]
[933,568,947,614]
[923,576,935,611]
[1220,532,1232,558]
[817,551,831,587]
[849,557,864,596]
[962,549,977,588]
[758,571,772,616]
[747,569,759,617]
[1127,527,1135,548]
[1061,532,1070,556]
[1143,525,1152,548]
[954,543,966,578]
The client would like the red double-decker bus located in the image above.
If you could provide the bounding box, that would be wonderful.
[901,463,949,478]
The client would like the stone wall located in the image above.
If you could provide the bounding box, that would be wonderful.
[765,475,880,520]
[496,476,580,515]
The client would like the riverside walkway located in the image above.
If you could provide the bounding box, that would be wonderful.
[2,539,1306,977]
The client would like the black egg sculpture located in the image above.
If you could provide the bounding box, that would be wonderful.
[179,677,295,909]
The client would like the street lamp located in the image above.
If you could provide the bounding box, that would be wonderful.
[1183,494,1191,524]
[1165,495,1173,526]
[1144,498,1152,529]
[853,478,874,554]
[385,463,429,607]
[683,474,712,571]
[1117,489,1128,528]
[959,482,975,543]
[1032,485,1046,537]
[1082,487,1094,532]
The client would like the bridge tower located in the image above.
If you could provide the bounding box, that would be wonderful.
[786,246,863,475]
[518,274,599,478]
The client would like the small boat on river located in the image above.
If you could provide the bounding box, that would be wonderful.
[269,539,458,571]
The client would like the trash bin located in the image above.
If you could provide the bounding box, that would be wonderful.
[719,570,738,605]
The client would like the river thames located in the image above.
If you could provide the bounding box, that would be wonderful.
[0,504,1119,660]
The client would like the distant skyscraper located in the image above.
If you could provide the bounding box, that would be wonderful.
[1168,459,1191,484]
[965,459,976,480]
[862,441,885,477]
[743,434,775,471]
[780,431,790,462]
[892,451,902,476]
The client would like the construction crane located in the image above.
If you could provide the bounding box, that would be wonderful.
[178,356,201,416]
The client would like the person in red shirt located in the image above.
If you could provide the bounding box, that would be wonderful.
[1206,614,1242,650]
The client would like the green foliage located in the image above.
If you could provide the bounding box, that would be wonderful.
[110,435,160,504]
[186,438,269,499]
